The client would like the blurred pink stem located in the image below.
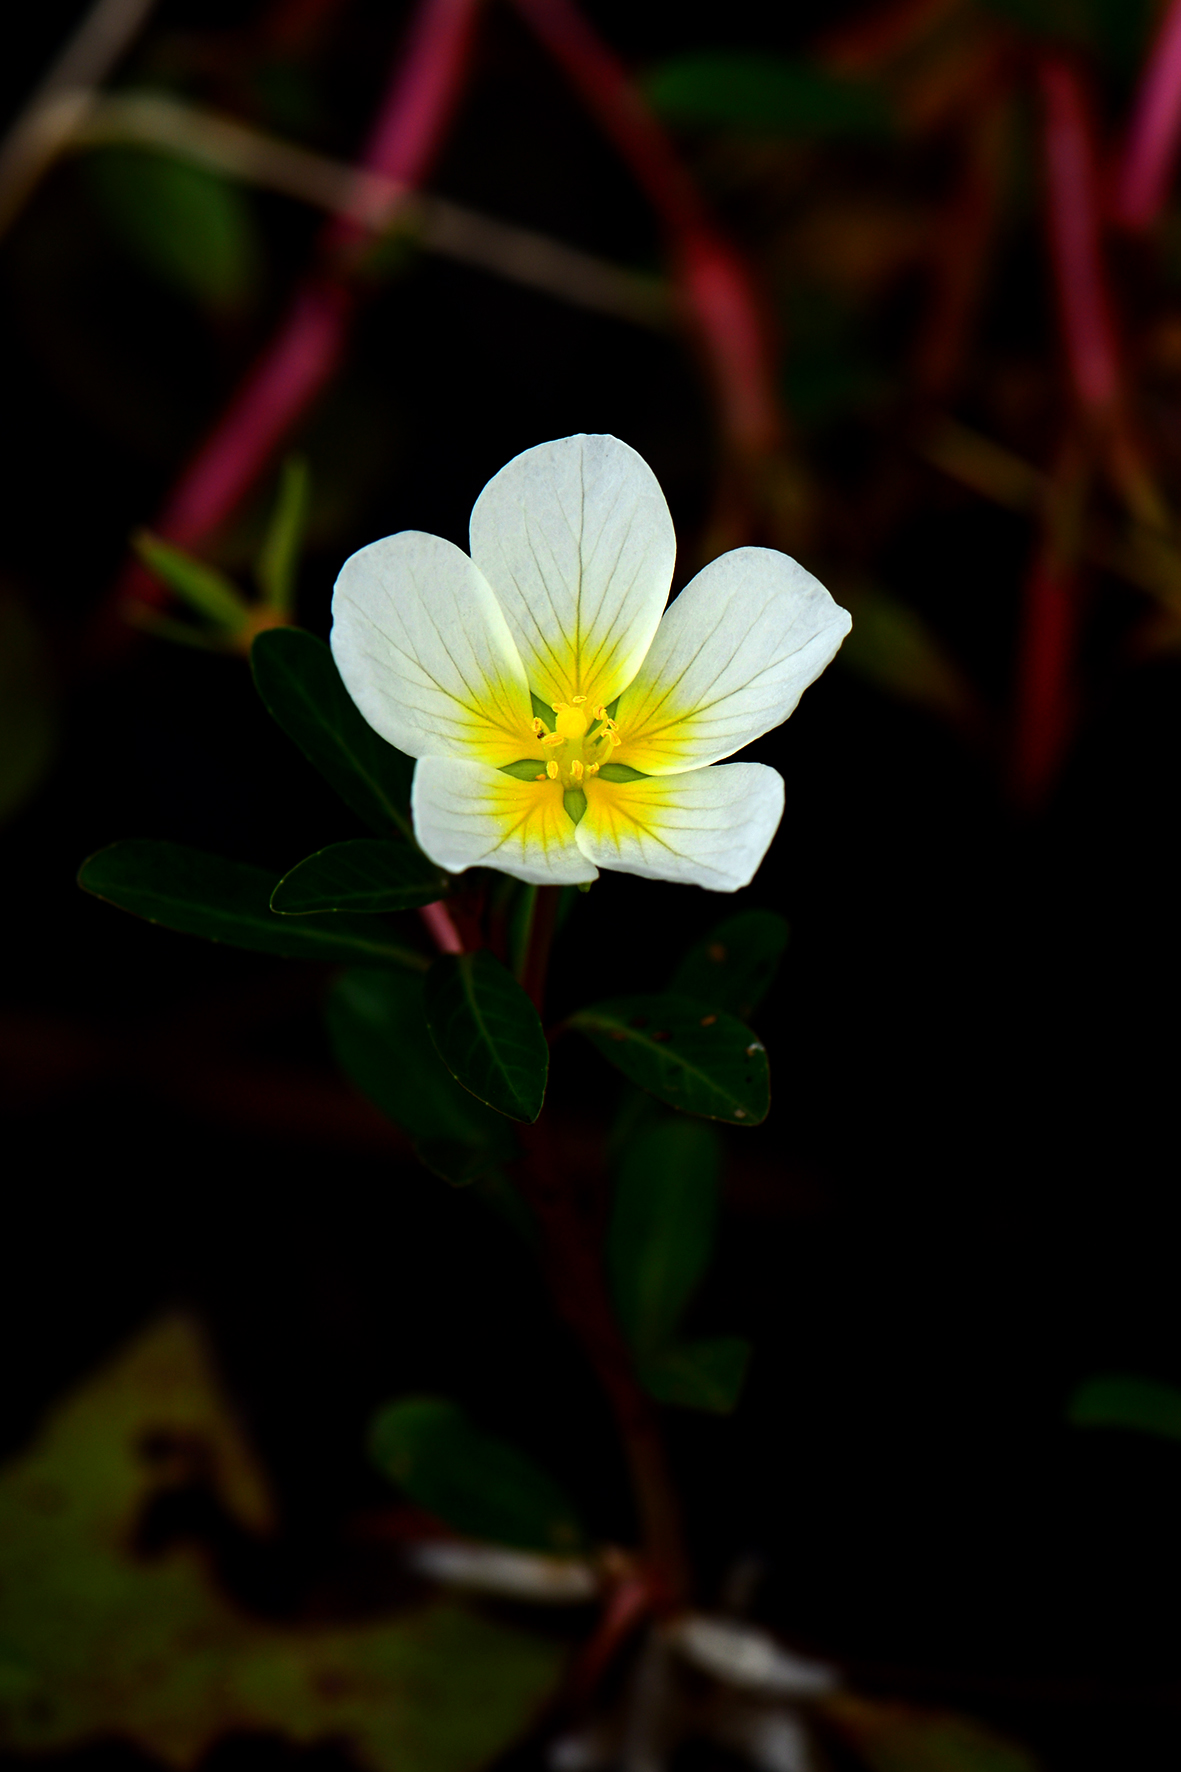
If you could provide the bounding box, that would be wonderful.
[419,901,464,954]
[1113,0,1181,229]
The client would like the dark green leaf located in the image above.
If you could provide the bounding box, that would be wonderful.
[639,1337,751,1414]
[256,456,309,614]
[670,910,789,1019]
[1068,1374,1181,1442]
[644,53,890,137]
[0,590,57,827]
[79,841,427,969]
[570,994,769,1126]
[325,967,516,1184]
[370,1397,584,1552]
[609,1119,722,1354]
[132,532,246,630]
[425,951,548,1123]
[86,146,261,311]
[272,840,446,914]
[251,628,415,839]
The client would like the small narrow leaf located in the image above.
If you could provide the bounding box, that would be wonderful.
[256,456,309,614]
[571,994,769,1125]
[670,910,789,1019]
[370,1396,585,1552]
[132,532,246,630]
[272,840,446,914]
[1068,1374,1181,1442]
[425,952,548,1123]
[251,628,414,839]
[79,841,427,969]
[326,967,516,1184]
[609,1119,722,1355]
[639,1337,752,1414]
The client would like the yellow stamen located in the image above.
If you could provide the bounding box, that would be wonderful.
[530,717,546,737]
[546,760,560,780]
[570,758,584,783]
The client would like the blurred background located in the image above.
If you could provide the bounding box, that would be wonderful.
[2,0,1181,1767]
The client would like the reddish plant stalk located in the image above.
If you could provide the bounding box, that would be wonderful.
[1113,0,1181,229]
[419,900,464,954]
[1012,443,1090,808]
[509,0,781,458]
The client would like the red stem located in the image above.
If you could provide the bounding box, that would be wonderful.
[1112,0,1181,229]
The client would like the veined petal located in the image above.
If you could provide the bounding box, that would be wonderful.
[575,764,784,892]
[413,757,597,886]
[469,434,675,711]
[614,547,850,775]
[331,532,535,767]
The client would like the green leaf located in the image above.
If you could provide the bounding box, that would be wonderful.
[639,1337,751,1414]
[1067,1374,1181,1442]
[132,532,246,631]
[839,585,980,729]
[86,146,261,311]
[609,1119,722,1355]
[644,53,890,137]
[256,456,309,614]
[0,590,57,827]
[824,1694,1043,1772]
[425,952,549,1123]
[370,1397,584,1552]
[251,628,415,839]
[78,841,427,969]
[325,967,516,1184]
[570,994,769,1126]
[272,840,447,914]
[670,910,789,1019]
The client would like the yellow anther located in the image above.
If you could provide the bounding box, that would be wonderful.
[571,694,587,705]
[546,760,560,780]
[530,717,546,737]
[534,771,547,781]
[586,761,600,776]
[570,759,584,783]
[542,732,564,748]
[593,705,606,720]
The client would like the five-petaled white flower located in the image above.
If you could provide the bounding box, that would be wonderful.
[330,435,850,891]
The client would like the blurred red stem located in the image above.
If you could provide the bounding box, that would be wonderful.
[1011,442,1090,807]
[1113,0,1181,229]
[419,901,464,954]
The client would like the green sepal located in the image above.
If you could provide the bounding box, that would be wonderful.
[425,951,549,1123]
[609,1119,722,1355]
[78,841,427,969]
[562,789,587,824]
[132,531,246,631]
[369,1396,585,1552]
[251,627,415,839]
[1067,1375,1181,1442]
[639,1337,752,1414]
[271,840,446,914]
[570,993,769,1125]
[256,455,309,614]
[670,910,789,1019]
[596,762,646,782]
[325,967,516,1184]
[500,759,546,780]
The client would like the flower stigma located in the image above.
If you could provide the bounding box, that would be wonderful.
[530,695,621,796]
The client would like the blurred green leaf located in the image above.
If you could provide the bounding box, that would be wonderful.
[0,589,57,826]
[325,967,516,1184]
[85,146,261,312]
[370,1397,584,1552]
[570,994,769,1126]
[79,841,427,969]
[1068,1374,1181,1442]
[644,53,890,136]
[823,1693,1042,1772]
[839,586,981,729]
[0,1313,565,1770]
[670,910,789,1020]
[132,532,246,631]
[251,628,415,839]
[609,1118,722,1354]
[425,952,548,1123]
[272,840,446,914]
[257,456,310,614]
[639,1337,751,1415]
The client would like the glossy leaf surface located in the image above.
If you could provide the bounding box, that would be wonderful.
[79,841,426,969]
[370,1397,584,1552]
[425,952,548,1123]
[639,1336,751,1415]
[670,910,789,1019]
[609,1119,722,1355]
[571,994,769,1125]
[1068,1374,1181,1442]
[326,968,516,1184]
[272,841,447,914]
[251,628,415,839]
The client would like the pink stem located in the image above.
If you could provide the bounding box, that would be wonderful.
[418,901,464,954]
[1112,0,1181,229]
[1039,58,1121,417]
[1012,549,1077,807]
[509,0,781,457]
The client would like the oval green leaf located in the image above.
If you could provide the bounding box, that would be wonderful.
[272,839,447,914]
[251,627,415,839]
[425,951,548,1123]
[370,1396,585,1552]
[639,1336,752,1415]
[670,910,789,1019]
[570,993,769,1125]
[609,1119,722,1355]
[78,840,427,969]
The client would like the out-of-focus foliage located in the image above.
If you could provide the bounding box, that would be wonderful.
[1068,1373,1181,1440]
[0,588,57,827]
[0,1316,566,1769]
[822,1694,1043,1772]
[644,53,891,136]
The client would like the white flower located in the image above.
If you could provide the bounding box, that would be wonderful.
[330,435,850,891]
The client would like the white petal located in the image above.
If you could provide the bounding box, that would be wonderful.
[575,764,784,891]
[413,757,597,886]
[614,547,850,776]
[331,531,535,766]
[469,434,676,710]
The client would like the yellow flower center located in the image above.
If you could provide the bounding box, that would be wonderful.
[530,696,621,790]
